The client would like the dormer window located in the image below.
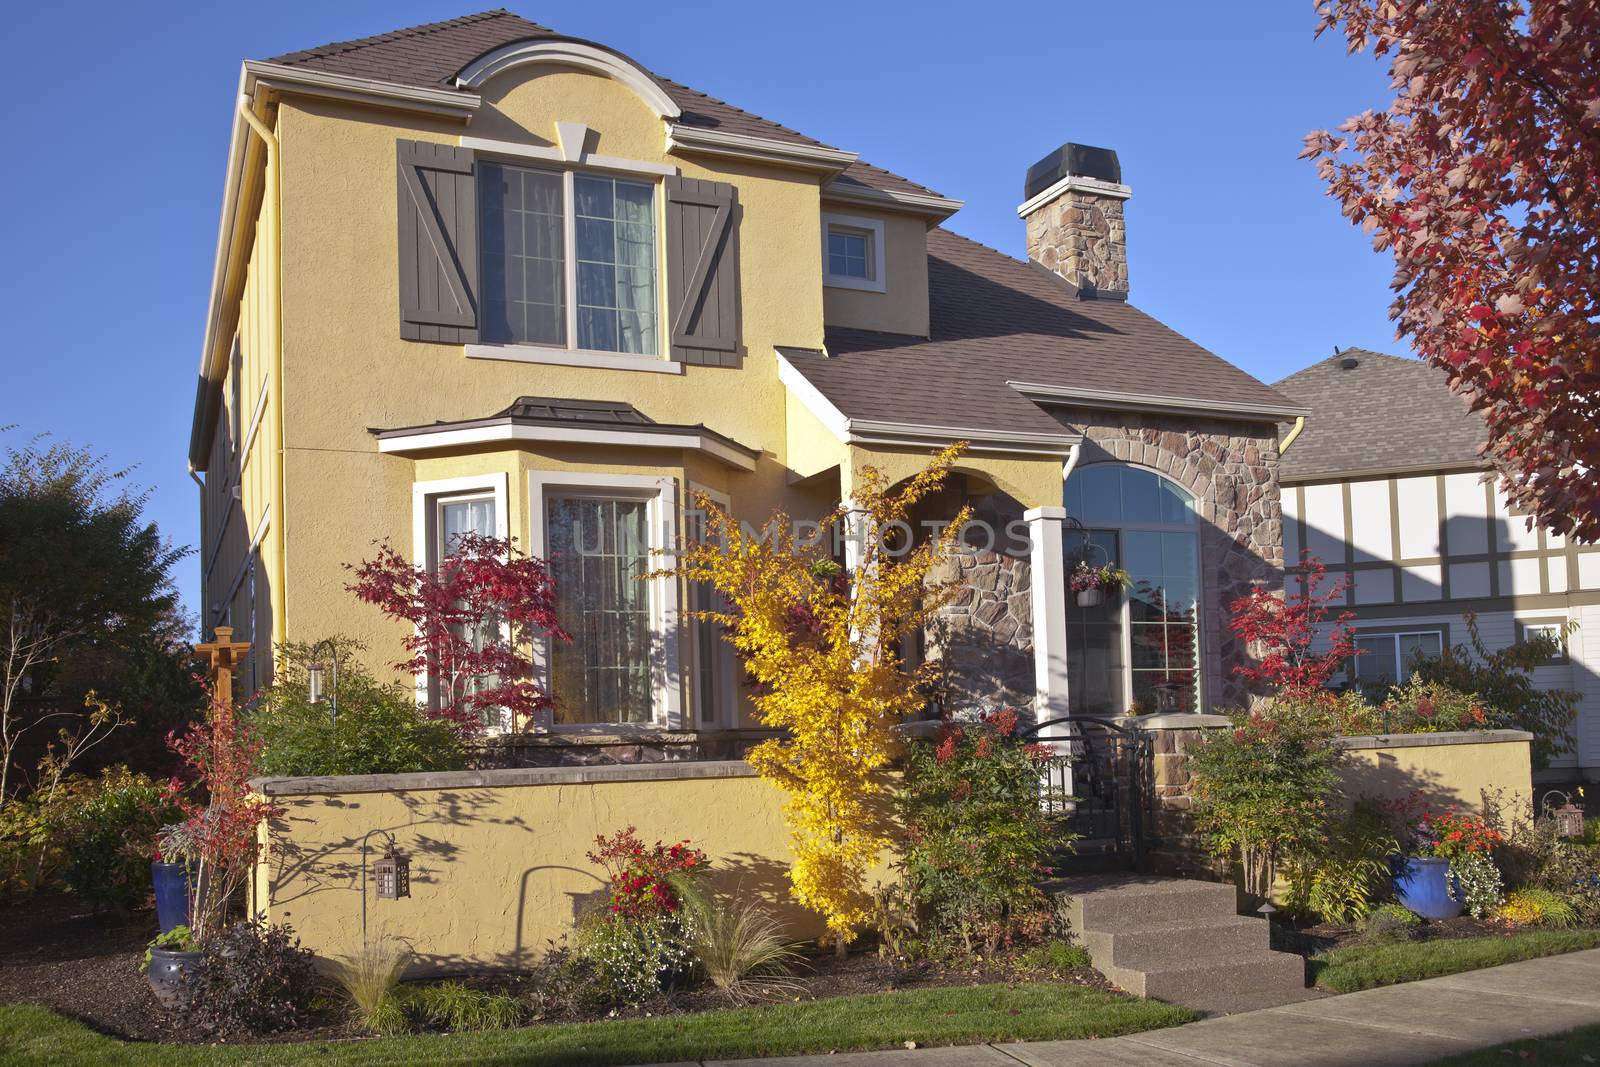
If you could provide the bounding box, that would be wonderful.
[822,213,886,292]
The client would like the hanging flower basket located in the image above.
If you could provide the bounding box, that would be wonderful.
[1069,562,1129,608]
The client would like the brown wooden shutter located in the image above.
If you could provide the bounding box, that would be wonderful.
[397,140,478,343]
[664,176,741,366]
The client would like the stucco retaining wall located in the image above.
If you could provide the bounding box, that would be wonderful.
[249,762,864,973]
[1335,729,1534,815]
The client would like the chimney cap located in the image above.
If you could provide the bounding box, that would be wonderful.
[1024,143,1122,200]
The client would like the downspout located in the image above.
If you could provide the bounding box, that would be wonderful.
[188,463,205,631]
[1060,440,1082,482]
[1280,415,1306,454]
[237,94,287,659]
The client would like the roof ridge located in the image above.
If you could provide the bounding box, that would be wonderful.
[264,9,544,67]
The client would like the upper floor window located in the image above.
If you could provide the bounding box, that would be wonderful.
[822,213,886,293]
[478,162,659,355]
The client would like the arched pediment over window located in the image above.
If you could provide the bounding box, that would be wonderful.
[454,38,683,120]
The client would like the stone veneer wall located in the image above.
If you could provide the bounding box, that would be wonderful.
[1052,409,1283,711]
[1024,189,1130,295]
[927,545,1034,714]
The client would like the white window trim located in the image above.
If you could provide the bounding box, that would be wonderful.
[822,212,886,293]
[1352,629,1444,685]
[687,483,738,729]
[409,474,511,711]
[529,470,682,732]
[473,156,669,366]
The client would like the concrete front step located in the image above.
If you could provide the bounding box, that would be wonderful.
[1048,873,1309,1015]
[1081,913,1268,969]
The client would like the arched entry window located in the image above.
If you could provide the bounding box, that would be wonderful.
[1064,464,1200,715]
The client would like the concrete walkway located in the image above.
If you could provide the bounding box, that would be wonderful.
[666,948,1600,1067]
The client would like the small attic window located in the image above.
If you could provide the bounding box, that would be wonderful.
[822,213,886,293]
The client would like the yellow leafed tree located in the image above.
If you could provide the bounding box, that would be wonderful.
[670,445,970,943]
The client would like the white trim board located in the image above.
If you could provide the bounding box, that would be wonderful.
[455,41,682,120]
[465,342,682,374]
[528,469,684,731]
[1016,174,1132,218]
[379,422,755,471]
[666,125,857,175]
[1007,380,1306,423]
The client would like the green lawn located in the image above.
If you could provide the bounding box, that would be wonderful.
[0,983,1193,1067]
[1420,1023,1600,1066]
[1309,929,1600,994]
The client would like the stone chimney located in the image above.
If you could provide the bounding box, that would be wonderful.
[1019,143,1131,299]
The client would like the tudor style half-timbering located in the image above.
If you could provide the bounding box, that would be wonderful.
[192,11,1301,760]
[1276,350,1600,779]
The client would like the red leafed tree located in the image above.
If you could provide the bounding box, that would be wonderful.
[1303,0,1600,540]
[346,533,568,732]
[1229,554,1358,697]
[166,684,283,945]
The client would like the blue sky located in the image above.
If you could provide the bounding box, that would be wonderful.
[1,2,1398,617]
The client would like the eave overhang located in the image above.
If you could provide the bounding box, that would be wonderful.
[371,414,760,471]
[1006,380,1307,424]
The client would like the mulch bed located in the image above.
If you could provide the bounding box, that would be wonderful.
[1273,914,1513,957]
[0,893,1110,1045]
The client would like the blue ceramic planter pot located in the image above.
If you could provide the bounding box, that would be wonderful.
[1392,856,1463,920]
[151,862,192,934]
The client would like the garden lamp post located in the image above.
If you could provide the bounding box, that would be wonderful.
[306,639,339,730]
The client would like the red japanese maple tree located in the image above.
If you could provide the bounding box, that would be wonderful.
[346,533,568,732]
[1304,0,1600,540]
[1229,554,1358,697]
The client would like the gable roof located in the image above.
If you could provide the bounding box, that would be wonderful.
[1272,348,1488,482]
[784,228,1299,442]
[260,9,940,199]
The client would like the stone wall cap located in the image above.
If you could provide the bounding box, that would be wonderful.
[251,759,759,797]
[1133,713,1232,730]
[1336,729,1534,751]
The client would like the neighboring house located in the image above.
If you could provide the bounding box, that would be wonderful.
[1274,349,1600,779]
[192,10,1301,758]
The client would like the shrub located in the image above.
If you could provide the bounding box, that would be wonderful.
[1283,800,1398,924]
[400,981,523,1032]
[678,888,802,1002]
[1407,612,1577,767]
[248,639,467,777]
[1188,708,1344,899]
[329,937,411,1033]
[1018,938,1093,973]
[522,940,605,1021]
[1360,903,1422,944]
[1450,851,1505,920]
[898,709,1059,955]
[1499,814,1600,924]
[188,922,318,1035]
[577,827,704,1006]
[1378,678,1493,734]
[57,767,184,911]
[1498,888,1578,928]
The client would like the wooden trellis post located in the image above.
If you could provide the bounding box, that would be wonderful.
[196,625,252,708]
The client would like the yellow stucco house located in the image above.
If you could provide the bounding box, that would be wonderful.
[193,10,1304,765]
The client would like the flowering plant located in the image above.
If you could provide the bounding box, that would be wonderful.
[1380,678,1493,734]
[1413,807,1503,861]
[587,827,706,920]
[1069,562,1129,595]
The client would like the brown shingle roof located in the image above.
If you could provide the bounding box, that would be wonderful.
[789,229,1296,438]
[1272,349,1488,481]
[260,9,940,198]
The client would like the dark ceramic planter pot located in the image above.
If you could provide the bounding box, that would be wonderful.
[151,862,191,934]
[1075,588,1105,608]
[147,948,204,1011]
[1392,856,1464,920]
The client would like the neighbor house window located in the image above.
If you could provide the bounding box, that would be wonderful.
[821,213,886,292]
[546,495,654,725]
[1064,464,1201,715]
[479,162,659,355]
[1353,630,1442,688]
[1518,620,1568,664]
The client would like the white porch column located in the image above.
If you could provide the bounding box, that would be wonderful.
[1025,505,1070,734]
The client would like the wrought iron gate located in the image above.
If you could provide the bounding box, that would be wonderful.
[1022,716,1153,868]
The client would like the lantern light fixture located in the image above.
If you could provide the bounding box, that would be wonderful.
[373,845,411,900]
